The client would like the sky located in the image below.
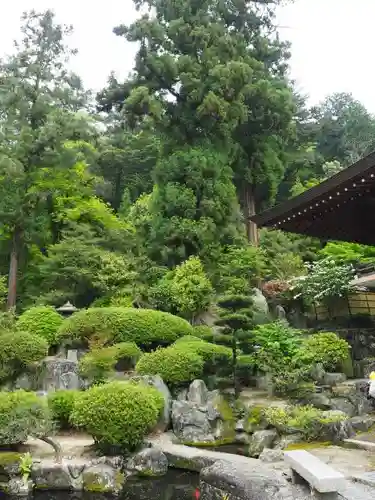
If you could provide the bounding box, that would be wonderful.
[0,0,374,111]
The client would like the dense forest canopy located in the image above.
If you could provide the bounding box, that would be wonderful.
[1,5,375,311]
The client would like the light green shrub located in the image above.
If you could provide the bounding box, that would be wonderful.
[57,307,193,348]
[192,325,213,338]
[70,381,164,452]
[300,332,350,371]
[17,306,63,345]
[0,391,53,445]
[48,390,80,429]
[135,346,204,386]
[0,331,48,384]
[173,336,232,375]
[79,342,142,383]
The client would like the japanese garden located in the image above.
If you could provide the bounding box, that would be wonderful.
[2,2,375,499]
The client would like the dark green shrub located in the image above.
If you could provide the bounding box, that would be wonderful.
[173,336,232,376]
[0,331,48,384]
[300,332,351,371]
[48,390,80,429]
[17,306,63,345]
[135,346,204,386]
[0,390,53,445]
[57,307,193,348]
[236,354,255,385]
[70,381,164,453]
[79,342,142,383]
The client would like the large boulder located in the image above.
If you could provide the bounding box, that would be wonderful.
[248,430,278,458]
[171,400,214,443]
[349,415,375,433]
[82,464,125,494]
[31,462,77,490]
[329,397,356,417]
[187,380,209,406]
[42,357,81,391]
[126,448,168,477]
[199,460,303,500]
[319,411,354,442]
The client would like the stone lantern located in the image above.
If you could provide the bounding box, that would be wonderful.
[56,301,78,318]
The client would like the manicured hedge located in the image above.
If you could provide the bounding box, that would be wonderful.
[173,336,232,375]
[70,381,164,452]
[135,346,204,385]
[57,307,193,348]
[48,390,80,429]
[17,305,63,345]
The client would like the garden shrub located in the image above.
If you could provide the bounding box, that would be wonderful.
[173,336,232,376]
[79,342,142,383]
[0,390,53,445]
[262,404,347,441]
[70,381,164,453]
[135,346,204,386]
[57,307,193,348]
[300,332,351,371]
[17,306,63,345]
[0,331,48,384]
[236,354,255,385]
[192,325,213,338]
[48,390,80,429]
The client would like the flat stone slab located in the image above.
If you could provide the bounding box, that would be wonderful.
[344,438,375,451]
[284,450,346,493]
[352,471,375,488]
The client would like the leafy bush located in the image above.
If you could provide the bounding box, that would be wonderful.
[0,331,48,384]
[0,390,53,445]
[253,321,303,373]
[135,346,204,386]
[79,342,142,383]
[300,332,351,371]
[17,306,63,345]
[70,381,164,452]
[173,336,232,375]
[236,354,255,385]
[48,390,80,429]
[192,325,213,338]
[57,307,193,348]
[262,404,347,441]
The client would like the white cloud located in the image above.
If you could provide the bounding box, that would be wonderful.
[1,0,374,111]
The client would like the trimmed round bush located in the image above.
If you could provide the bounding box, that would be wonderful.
[79,342,142,383]
[0,331,48,384]
[0,390,52,445]
[192,325,213,338]
[48,390,80,429]
[135,346,204,385]
[70,381,164,452]
[173,336,232,375]
[57,307,193,348]
[300,332,351,371]
[17,306,63,345]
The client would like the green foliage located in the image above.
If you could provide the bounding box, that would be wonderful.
[48,390,80,429]
[320,241,375,266]
[291,258,355,306]
[135,347,204,386]
[173,336,232,376]
[0,390,53,445]
[300,332,351,372]
[79,342,142,383]
[150,256,213,320]
[70,381,164,452]
[17,306,63,345]
[57,307,193,348]
[262,404,346,441]
[192,325,213,339]
[0,331,48,384]
[236,354,255,385]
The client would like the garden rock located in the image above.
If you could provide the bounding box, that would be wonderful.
[349,415,375,433]
[82,464,125,494]
[320,411,354,442]
[235,419,245,432]
[187,379,208,406]
[199,459,303,500]
[259,448,284,463]
[236,433,250,444]
[32,462,76,490]
[275,433,304,450]
[310,363,326,384]
[126,448,168,477]
[323,372,347,386]
[330,397,356,417]
[5,478,32,497]
[248,430,278,458]
[171,400,214,443]
[42,357,81,391]
[306,392,331,410]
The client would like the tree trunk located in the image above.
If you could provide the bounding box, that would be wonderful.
[244,184,258,245]
[7,228,21,310]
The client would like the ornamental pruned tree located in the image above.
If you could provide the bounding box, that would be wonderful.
[0,10,89,308]
[215,294,254,398]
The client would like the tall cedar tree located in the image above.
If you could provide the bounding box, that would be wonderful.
[0,10,88,308]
